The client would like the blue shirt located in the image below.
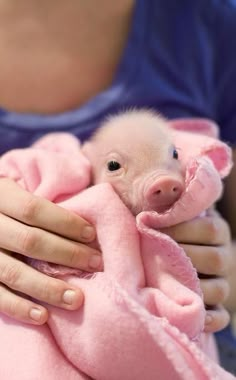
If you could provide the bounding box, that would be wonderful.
[0,0,235,155]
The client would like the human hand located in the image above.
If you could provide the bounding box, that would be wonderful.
[0,178,102,325]
[162,210,232,333]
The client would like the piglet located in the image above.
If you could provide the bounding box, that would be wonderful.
[83,110,184,215]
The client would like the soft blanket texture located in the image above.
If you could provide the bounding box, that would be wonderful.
[0,118,234,380]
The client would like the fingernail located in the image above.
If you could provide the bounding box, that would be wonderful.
[82,226,95,240]
[205,314,213,325]
[89,255,102,269]
[30,308,43,322]
[63,289,78,305]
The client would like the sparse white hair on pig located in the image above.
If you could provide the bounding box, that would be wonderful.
[82,109,184,215]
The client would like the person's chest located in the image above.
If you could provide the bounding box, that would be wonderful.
[0,1,133,114]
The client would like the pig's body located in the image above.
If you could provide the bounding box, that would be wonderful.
[83,110,184,215]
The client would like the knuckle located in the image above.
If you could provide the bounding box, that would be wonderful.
[208,248,225,275]
[222,220,231,243]
[40,278,63,304]
[17,227,40,255]
[39,279,53,302]
[0,264,21,288]
[67,244,82,267]
[64,209,86,234]
[64,209,76,226]
[215,281,230,303]
[205,218,219,242]
[6,298,24,319]
[21,196,41,224]
[54,208,79,236]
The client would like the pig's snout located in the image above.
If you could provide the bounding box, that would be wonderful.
[145,176,183,213]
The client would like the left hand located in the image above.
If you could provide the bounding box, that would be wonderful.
[162,209,232,333]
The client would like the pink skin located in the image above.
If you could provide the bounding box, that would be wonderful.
[144,175,183,213]
[83,110,184,215]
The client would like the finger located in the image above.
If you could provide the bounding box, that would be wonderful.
[0,178,96,243]
[0,253,84,310]
[180,244,230,276]
[0,213,102,271]
[200,278,230,305]
[204,306,230,333]
[161,214,231,246]
[0,284,48,325]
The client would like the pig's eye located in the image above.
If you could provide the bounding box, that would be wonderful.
[107,160,121,171]
[173,149,179,160]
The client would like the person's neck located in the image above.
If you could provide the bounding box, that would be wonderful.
[0,0,135,114]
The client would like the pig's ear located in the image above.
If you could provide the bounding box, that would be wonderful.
[32,133,81,154]
[170,127,233,178]
[200,141,233,177]
[169,118,219,138]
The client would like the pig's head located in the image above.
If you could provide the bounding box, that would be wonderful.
[82,110,184,215]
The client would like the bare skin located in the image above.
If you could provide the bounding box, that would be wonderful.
[0,0,133,113]
[0,0,234,331]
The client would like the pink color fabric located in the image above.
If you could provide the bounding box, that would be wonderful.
[0,120,234,380]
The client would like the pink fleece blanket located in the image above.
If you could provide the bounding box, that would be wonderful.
[0,119,234,380]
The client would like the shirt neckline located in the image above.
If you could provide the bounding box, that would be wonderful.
[0,0,148,131]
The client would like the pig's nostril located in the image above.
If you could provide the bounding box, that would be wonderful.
[149,180,183,203]
[155,187,180,195]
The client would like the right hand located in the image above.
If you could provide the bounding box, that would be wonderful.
[162,211,232,333]
[0,178,102,325]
